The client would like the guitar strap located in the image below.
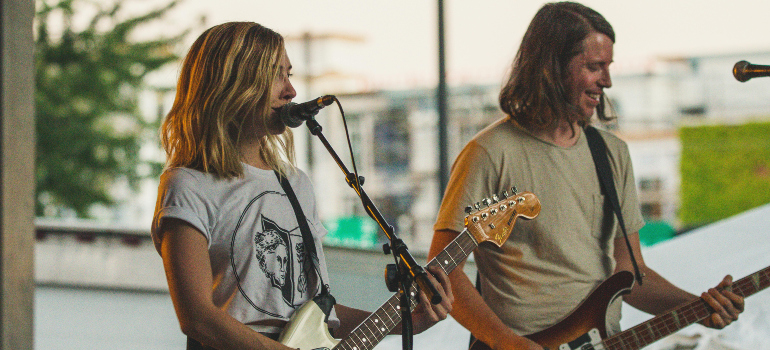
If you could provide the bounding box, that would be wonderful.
[275,171,330,296]
[584,125,644,286]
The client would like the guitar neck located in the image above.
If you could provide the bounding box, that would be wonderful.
[332,229,479,350]
[604,266,770,350]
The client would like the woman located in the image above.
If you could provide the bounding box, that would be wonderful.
[153,22,452,350]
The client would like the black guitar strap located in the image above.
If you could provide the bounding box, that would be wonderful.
[584,125,644,286]
[275,171,330,296]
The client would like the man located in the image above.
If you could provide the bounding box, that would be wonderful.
[428,3,743,350]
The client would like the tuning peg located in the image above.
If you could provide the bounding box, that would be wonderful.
[474,202,481,210]
[510,186,518,195]
[492,194,500,202]
[502,190,510,198]
[465,206,474,214]
[482,198,492,206]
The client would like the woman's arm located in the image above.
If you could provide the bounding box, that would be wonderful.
[159,218,292,350]
[333,266,454,338]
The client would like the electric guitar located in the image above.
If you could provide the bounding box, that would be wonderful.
[469,266,770,350]
[278,190,541,350]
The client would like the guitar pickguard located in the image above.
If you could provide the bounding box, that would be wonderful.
[558,328,603,350]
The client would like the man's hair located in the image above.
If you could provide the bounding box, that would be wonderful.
[499,2,615,131]
[161,22,295,178]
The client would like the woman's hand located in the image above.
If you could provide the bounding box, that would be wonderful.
[409,265,455,334]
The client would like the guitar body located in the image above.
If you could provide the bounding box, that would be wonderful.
[470,265,770,350]
[279,295,339,350]
[470,271,635,350]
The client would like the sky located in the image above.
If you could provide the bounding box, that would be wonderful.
[146,0,770,92]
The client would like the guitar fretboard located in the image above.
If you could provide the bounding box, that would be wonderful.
[333,229,478,350]
[603,266,770,350]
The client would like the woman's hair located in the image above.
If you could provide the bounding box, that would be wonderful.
[161,22,295,178]
[499,1,615,132]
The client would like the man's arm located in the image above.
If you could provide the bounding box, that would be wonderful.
[429,229,542,350]
[613,231,744,328]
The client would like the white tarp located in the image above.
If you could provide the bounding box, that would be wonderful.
[620,203,770,350]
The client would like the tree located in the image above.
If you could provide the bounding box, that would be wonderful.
[34,0,189,218]
[679,121,770,228]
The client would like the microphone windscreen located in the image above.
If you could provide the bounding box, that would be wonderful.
[279,102,304,128]
[733,60,750,82]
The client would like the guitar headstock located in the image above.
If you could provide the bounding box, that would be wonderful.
[464,189,541,247]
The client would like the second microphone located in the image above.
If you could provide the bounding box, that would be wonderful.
[733,61,770,82]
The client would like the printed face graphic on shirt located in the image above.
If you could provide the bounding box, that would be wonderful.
[232,188,321,318]
[254,216,297,306]
[254,228,289,288]
[252,214,315,308]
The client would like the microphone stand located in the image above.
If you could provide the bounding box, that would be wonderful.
[304,118,441,350]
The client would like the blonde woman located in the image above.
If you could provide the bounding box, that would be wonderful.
[153,22,452,350]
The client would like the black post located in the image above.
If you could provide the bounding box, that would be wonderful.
[437,0,449,203]
[0,0,36,348]
[303,32,315,174]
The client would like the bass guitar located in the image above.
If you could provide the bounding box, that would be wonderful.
[278,190,541,350]
[470,266,770,350]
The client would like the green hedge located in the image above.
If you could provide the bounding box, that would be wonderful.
[679,121,770,227]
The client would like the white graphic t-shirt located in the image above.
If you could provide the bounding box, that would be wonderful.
[152,164,339,334]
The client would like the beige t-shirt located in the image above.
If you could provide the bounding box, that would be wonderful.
[434,119,645,335]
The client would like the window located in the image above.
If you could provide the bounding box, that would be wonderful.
[639,178,663,191]
[641,202,663,221]
[373,108,410,172]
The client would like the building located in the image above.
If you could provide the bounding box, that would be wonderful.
[312,51,770,252]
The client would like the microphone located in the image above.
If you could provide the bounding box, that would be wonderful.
[733,61,770,82]
[280,95,336,128]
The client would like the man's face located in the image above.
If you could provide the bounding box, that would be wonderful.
[564,31,614,120]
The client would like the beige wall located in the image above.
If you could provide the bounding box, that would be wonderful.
[1,0,35,349]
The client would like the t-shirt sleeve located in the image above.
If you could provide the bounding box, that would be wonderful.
[434,141,500,233]
[151,169,214,251]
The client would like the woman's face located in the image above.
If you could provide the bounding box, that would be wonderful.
[266,50,297,134]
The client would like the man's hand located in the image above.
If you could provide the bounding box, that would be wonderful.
[699,275,745,329]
